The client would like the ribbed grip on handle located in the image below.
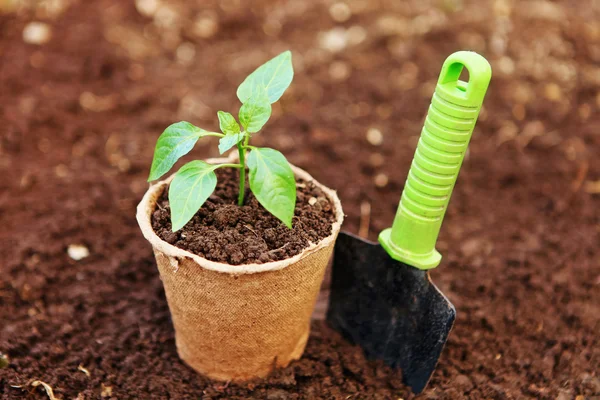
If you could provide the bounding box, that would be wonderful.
[403,92,478,219]
[379,51,491,270]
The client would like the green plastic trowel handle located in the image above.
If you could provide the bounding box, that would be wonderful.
[378,51,491,270]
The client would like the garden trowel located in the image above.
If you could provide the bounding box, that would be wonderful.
[327,51,491,394]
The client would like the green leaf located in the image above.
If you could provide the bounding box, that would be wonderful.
[217,111,240,135]
[148,121,220,182]
[168,161,219,231]
[218,132,245,154]
[247,147,296,228]
[237,50,294,104]
[239,89,272,133]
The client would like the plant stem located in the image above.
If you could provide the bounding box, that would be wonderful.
[237,134,251,206]
[218,163,243,169]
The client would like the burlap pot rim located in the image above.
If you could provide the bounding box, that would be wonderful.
[136,152,344,275]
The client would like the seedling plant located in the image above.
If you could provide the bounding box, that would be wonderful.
[148,51,296,232]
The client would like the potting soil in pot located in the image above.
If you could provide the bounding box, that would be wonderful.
[151,167,336,265]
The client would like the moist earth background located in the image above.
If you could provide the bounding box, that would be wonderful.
[1,1,599,399]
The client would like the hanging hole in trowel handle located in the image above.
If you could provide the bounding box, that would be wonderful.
[437,51,492,107]
[438,61,470,97]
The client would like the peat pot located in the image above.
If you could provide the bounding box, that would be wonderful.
[136,156,343,381]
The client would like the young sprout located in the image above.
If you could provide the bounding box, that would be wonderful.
[147,51,296,232]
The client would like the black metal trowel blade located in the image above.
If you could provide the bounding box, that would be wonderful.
[326,232,456,394]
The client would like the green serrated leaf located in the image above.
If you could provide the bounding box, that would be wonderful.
[148,121,220,182]
[237,50,294,104]
[219,132,245,154]
[247,147,296,228]
[217,111,241,135]
[239,89,272,133]
[168,161,219,231]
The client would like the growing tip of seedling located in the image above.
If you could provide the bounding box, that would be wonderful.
[147,51,297,231]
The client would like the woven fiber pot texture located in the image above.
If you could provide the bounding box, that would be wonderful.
[136,156,344,381]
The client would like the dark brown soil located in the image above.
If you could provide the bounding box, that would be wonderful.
[1,0,599,399]
[152,168,336,265]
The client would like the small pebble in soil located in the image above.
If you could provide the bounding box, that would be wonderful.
[176,42,196,65]
[585,180,600,194]
[23,22,52,45]
[544,82,562,101]
[329,2,351,22]
[79,92,118,112]
[67,244,90,261]
[154,5,179,30]
[374,173,389,188]
[376,103,393,119]
[135,0,159,17]
[0,353,9,368]
[101,383,113,397]
[319,27,347,52]
[346,25,367,45]
[328,61,351,81]
[54,164,69,178]
[512,104,526,121]
[369,153,385,167]
[263,19,282,37]
[193,14,219,38]
[497,56,515,75]
[366,127,383,146]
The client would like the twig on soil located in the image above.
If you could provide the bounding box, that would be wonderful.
[358,201,371,239]
[268,242,290,255]
[214,380,231,392]
[77,364,91,377]
[32,381,60,400]
[244,224,259,238]
[11,381,61,400]
[571,160,589,193]
[555,160,589,215]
